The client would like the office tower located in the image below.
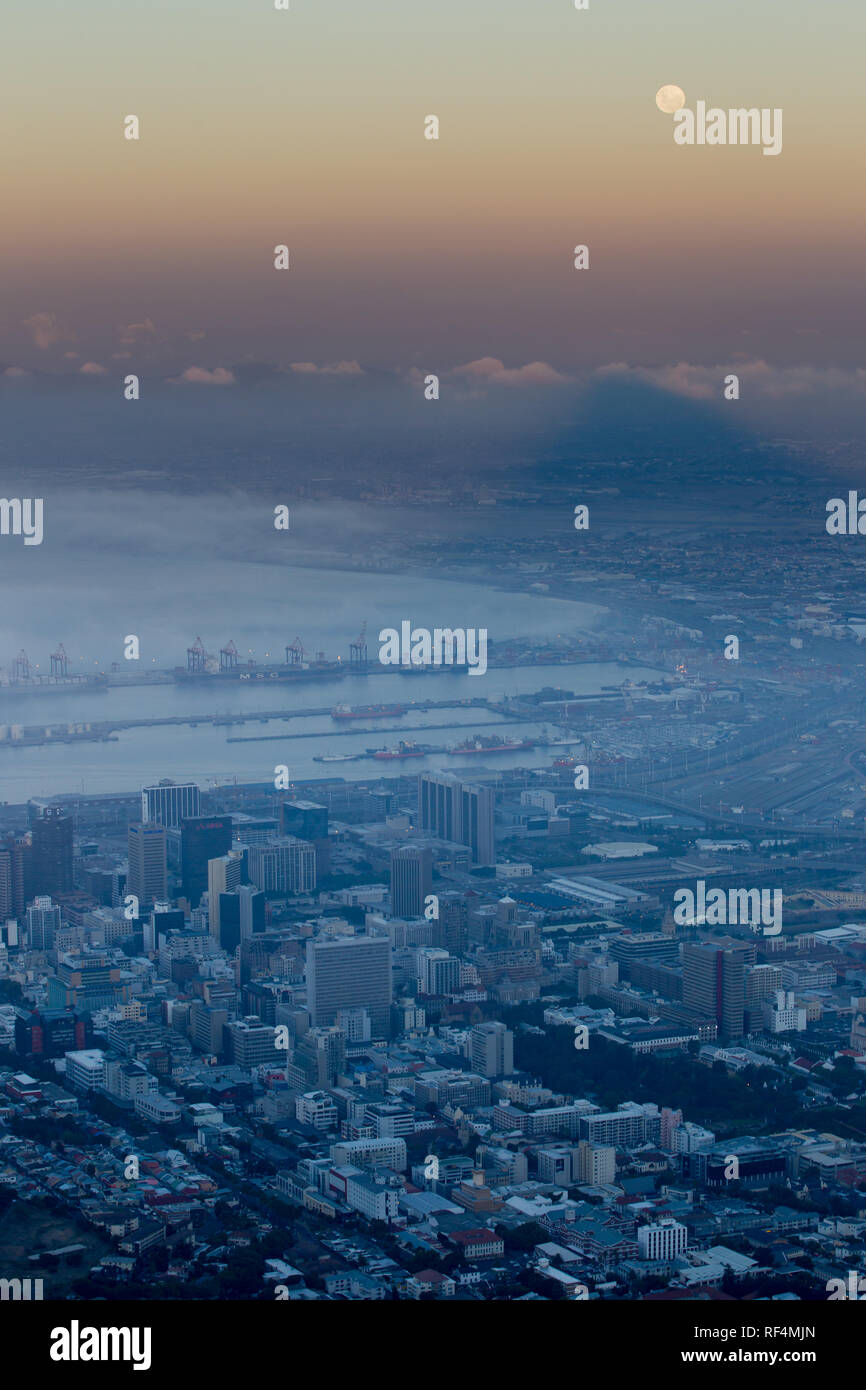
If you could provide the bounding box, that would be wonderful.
[189,1001,230,1056]
[0,920,19,950]
[281,800,328,841]
[237,882,265,939]
[180,815,232,906]
[290,1026,347,1087]
[0,833,31,919]
[610,933,680,969]
[390,845,432,918]
[248,837,316,895]
[306,934,392,1038]
[144,903,184,952]
[436,892,469,955]
[335,1008,371,1043]
[229,813,278,845]
[15,1006,92,1058]
[281,800,330,876]
[461,781,495,866]
[31,808,73,896]
[415,947,460,996]
[745,963,783,1029]
[81,861,124,908]
[637,1218,688,1261]
[47,954,121,1011]
[366,788,399,820]
[207,850,244,942]
[142,780,201,829]
[418,772,494,865]
[216,885,263,954]
[683,940,754,1040]
[470,1021,514,1078]
[226,1017,285,1068]
[243,981,278,1025]
[25,896,60,951]
[420,771,460,843]
[127,822,167,909]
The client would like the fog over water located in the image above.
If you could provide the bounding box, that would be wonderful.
[0,489,599,664]
[0,487,664,797]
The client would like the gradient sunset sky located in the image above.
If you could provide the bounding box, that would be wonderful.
[3,0,864,375]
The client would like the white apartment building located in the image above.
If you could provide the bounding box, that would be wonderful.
[296,1090,338,1131]
[64,1049,106,1093]
[103,1059,157,1104]
[638,1218,688,1261]
[330,1137,407,1173]
[328,1166,401,1222]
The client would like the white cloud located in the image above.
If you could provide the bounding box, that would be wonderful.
[118,317,157,345]
[450,357,568,386]
[23,311,75,350]
[169,366,236,386]
[594,359,866,400]
[288,360,364,376]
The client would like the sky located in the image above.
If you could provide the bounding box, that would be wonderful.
[2,0,864,379]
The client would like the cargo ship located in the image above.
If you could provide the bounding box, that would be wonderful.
[448,735,535,755]
[0,673,109,695]
[331,703,405,720]
[372,740,429,760]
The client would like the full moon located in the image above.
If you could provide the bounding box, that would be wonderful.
[655,85,686,114]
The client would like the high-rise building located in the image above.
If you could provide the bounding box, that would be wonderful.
[390,845,432,918]
[144,903,184,952]
[415,946,460,996]
[436,891,469,955]
[226,1017,285,1068]
[237,882,265,939]
[216,883,265,954]
[127,823,167,909]
[306,934,392,1038]
[576,1140,616,1184]
[745,963,783,1028]
[248,837,316,895]
[0,833,31,919]
[189,1001,230,1056]
[289,1026,347,1087]
[31,808,73,897]
[683,940,754,1039]
[281,800,328,841]
[419,772,460,843]
[25,896,61,950]
[142,780,201,829]
[419,772,494,865]
[180,815,232,906]
[14,1006,93,1058]
[461,782,495,866]
[207,850,244,943]
[281,801,330,876]
[470,1021,514,1078]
